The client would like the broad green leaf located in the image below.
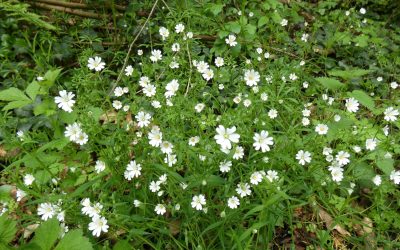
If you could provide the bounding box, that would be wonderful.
[349,90,375,110]
[59,111,77,124]
[225,22,241,34]
[258,16,268,27]
[376,158,394,175]
[245,24,256,35]
[0,87,30,101]
[55,229,92,250]
[113,240,132,250]
[33,99,56,116]
[208,3,224,16]
[328,69,372,79]
[31,218,60,250]
[315,77,345,90]
[26,81,41,100]
[40,69,62,87]
[0,215,17,245]
[2,100,32,111]
[0,185,12,202]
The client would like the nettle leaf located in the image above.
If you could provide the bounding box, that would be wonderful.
[31,218,60,250]
[0,87,30,102]
[258,16,268,27]
[54,229,93,250]
[349,90,375,110]
[0,215,17,245]
[315,77,345,90]
[328,69,372,80]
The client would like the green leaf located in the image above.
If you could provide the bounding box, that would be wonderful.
[55,229,93,250]
[113,240,132,250]
[0,185,12,202]
[258,16,268,27]
[33,99,56,116]
[31,218,60,250]
[2,100,32,111]
[328,69,372,80]
[315,77,345,90]
[208,3,224,16]
[245,24,256,35]
[376,158,394,175]
[0,87,30,101]
[0,215,17,245]
[225,22,241,34]
[349,90,375,110]
[26,81,41,100]
[40,69,62,87]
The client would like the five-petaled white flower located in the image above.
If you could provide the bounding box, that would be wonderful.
[88,216,109,237]
[345,98,359,113]
[214,125,240,150]
[155,204,166,215]
[37,203,56,221]
[384,107,399,122]
[87,56,105,71]
[150,49,163,62]
[296,150,312,165]
[244,69,260,87]
[225,34,237,47]
[124,160,142,180]
[315,124,329,135]
[227,196,240,209]
[253,130,274,152]
[55,90,75,113]
[136,111,152,128]
[191,194,206,210]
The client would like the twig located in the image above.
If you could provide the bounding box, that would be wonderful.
[184,40,193,96]
[30,0,126,11]
[30,2,109,19]
[109,0,159,95]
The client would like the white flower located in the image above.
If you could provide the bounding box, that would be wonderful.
[169,60,179,68]
[227,196,240,209]
[151,100,161,109]
[16,130,25,140]
[233,146,244,160]
[322,147,332,156]
[149,181,161,192]
[219,160,232,173]
[236,183,251,197]
[159,27,169,40]
[74,131,88,145]
[250,171,263,185]
[265,170,279,182]
[214,125,240,150]
[139,76,151,87]
[215,57,224,67]
[37,203,56,221]
[95,160,106,173]
[124,160,142,180]
[191,194,206,210]
[133,200,141,207]
[225,34,237,47]
[365,138,378,151]
[16,189,26,202]
[384,107,399,122]
[268,109,278,119]
[171,43,180,52]
[372,175,382,186]
[202,69,214,81]
[54,90,75,113]
[143,84,156,97]
[188,136,200,146]
[244,69,260,87]
[296,150,312,165]
[334,115,341,122]
[196,61,209,73]
[289,73,298,81]
[315,124,329,135]
[114,87,125,97]
[125,65,133,76]
[112,100,122,110]
[24,174,35,186]
[330,166,344,182]
[87,56,105,71]
[345,98,359,113]
[233,95,242,104]
[301,33,309,42]
[88,216,109,237]
[390,82,398,89]
[243,99,251,107]
[160,141,173,154]
[302,118,310,126]
[390,170,400,184]
[359,8,366,14]
[253,130,274,152]
[175,23,185,33]
[186,31,193,39]
[164,154,177,167]
[150,49,162,62]
[302,109,311,117]
[155,204,166,215]
[335,151,350,166]
[165,79,179,98]
[261,93,268,101]
[280,19,288,26]
[136,111,152,128]
[148,126,163,147]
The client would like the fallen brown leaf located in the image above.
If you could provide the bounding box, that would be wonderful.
[318,207,350,237]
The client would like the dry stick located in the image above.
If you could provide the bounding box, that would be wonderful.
[31,0,126,11]
[30,2,108,19]
[184,40,193,96]
[109,0,159,95]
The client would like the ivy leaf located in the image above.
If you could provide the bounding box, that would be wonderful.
[349,90,375,110]
[30,218,60,250]
[54,229,93,250]
[0,215,16,245]
[315,77,345,90]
